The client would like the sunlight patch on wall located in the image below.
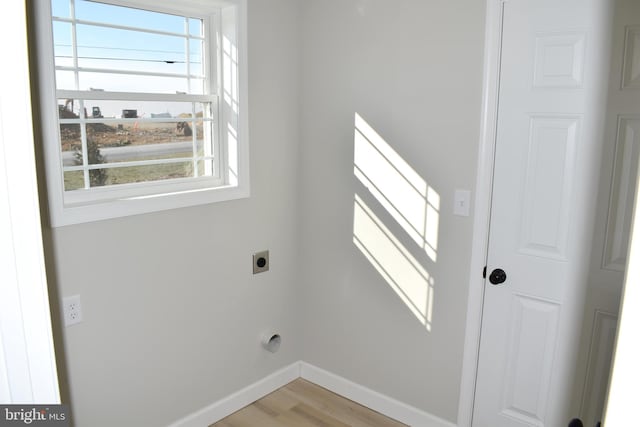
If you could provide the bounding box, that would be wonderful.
[354,195,434,330]
[227,123,238,185]
[222,36,239,114]
[222,34,239,186]
[354,113,439,262]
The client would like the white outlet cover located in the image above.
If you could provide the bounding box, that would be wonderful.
[63,295,83,326]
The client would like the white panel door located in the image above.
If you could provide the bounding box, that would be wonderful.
[572,1,640,426]
[472,0,614,426]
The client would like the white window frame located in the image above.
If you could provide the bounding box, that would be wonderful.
[33,0,249,227]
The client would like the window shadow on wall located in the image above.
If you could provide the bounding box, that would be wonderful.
[222,35,238,184]
[353,113,440,331]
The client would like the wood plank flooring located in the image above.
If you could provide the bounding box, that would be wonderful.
[211,379,407,427]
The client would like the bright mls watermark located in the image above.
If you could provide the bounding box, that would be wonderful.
[0,406,69,426]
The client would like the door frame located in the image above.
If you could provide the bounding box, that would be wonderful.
[0,0,60,402]
[457,0,508,425]
[458,1,628,425]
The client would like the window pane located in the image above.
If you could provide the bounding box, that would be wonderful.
[64,171,84,191]
[189,18,202,37]
[59,123,81,168]
[53,21,73,67]
[194,120,213,155]
[58,100,83,119]
[192,119,205,141]
[189,78,206,95]
[85,121,195,164]
[58,100,212,168]
[76,24,187,75]
[78,72,191,94]
[189,39,204,76]
[76,100,205,120]
[77,57,187,76]
[51,0,70,18]
[55,56,74,68]
[196,158,215,177]
[89,162,194,188]
[75,0,186,35]
[55,70,76,90]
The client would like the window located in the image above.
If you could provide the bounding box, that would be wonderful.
[33,0,248,226]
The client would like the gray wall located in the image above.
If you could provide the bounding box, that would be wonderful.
[298,0,486,422]
[45,1,302,425]
[42,0,487,425]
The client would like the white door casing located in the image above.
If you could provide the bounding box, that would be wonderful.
[472,0,614,426]
[0,0,60,403]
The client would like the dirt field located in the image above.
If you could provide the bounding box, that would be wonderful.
[59,109,203,151]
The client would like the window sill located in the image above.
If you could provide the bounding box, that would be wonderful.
[49,183,249,227]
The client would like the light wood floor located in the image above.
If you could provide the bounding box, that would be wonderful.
[211,379,407,427]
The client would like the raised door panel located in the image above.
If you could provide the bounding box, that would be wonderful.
[622,26,640,88]
[579,311,618,427]
[519,116,579,260]
[603,116,640,271]
[533,32,586,88]
[500,295,561,426]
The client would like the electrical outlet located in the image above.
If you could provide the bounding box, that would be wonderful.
[63,295,83,326]
[253,250,269,274]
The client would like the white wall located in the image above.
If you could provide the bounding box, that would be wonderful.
[36,0,489,424]
[41,1,302,425]
[298,0,486,422]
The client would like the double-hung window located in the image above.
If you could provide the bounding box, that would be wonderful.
[33,0,248,226]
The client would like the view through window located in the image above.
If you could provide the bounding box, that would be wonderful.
[51,0,219,192]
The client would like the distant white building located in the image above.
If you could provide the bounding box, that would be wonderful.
[150,112,172,119]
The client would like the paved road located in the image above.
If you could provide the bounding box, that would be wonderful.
[62,140,198,166]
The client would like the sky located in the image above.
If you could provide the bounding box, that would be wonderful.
[52,0,206,118]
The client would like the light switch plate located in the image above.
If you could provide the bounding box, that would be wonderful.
[454,190,471,217]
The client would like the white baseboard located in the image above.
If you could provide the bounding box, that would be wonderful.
[300,362,457,427]
[167,362,300,427]
[168,361,456,427]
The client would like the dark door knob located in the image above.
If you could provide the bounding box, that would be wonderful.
[489,268,507,285]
